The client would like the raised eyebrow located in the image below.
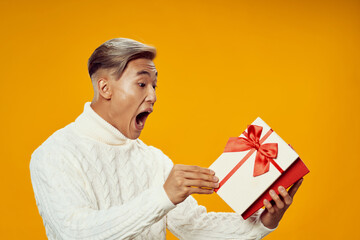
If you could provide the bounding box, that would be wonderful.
[136,70,158,77]
[136,70,150,76]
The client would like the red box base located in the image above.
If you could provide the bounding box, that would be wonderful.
[241,157,310,220]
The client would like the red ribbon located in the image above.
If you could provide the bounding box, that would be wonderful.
[215,125,284,192]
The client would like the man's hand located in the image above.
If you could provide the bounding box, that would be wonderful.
[164,164,219,205]
[260,178,303,229]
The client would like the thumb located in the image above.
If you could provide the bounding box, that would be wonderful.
[288,178,303,198]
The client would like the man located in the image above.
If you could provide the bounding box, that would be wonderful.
[30,38,302,239]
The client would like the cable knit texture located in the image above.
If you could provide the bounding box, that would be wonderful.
[30,102,274,239]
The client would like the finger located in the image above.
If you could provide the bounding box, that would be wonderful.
[178,165,215,175]
[182,172,219,182]
[288,178,303,198]
[278,186,293,205]
[184,179,219,189]
[188,187,214,195]
[263,199,275,214]
[269,189,285,209]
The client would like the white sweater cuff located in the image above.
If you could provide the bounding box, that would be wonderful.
[159,186,176,211]
[251,209,277,238]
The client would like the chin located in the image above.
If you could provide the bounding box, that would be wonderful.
[128,130,142,140]
[129,135,140,140]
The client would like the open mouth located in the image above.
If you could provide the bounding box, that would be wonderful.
[135,110,151,130]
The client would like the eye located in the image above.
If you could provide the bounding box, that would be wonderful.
[153,85,157,90]
[138,83,146,87]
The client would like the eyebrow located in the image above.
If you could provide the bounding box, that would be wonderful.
[136,70,158,77]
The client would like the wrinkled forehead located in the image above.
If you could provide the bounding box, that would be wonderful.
[129,58,158,78]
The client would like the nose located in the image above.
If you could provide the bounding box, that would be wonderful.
[145,86,157,104]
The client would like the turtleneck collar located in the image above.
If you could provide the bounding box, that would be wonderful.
[73,102,134,145]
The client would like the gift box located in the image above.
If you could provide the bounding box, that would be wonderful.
[209,117,309,219]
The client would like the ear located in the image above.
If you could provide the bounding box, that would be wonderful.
[97,78,112,100]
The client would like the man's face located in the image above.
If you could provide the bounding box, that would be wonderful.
[107,58,157,139]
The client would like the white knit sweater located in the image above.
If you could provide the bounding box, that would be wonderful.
[30,102,274,240]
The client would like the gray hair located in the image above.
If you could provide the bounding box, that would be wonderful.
[88,38,156,79]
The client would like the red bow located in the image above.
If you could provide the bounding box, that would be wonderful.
[224,125,279,177]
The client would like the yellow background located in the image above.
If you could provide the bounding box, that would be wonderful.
[1,0,359,239]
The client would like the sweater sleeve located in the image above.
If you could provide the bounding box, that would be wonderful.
[29,148,175,240]
[160,154,275,240]
[167,196,274,240]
